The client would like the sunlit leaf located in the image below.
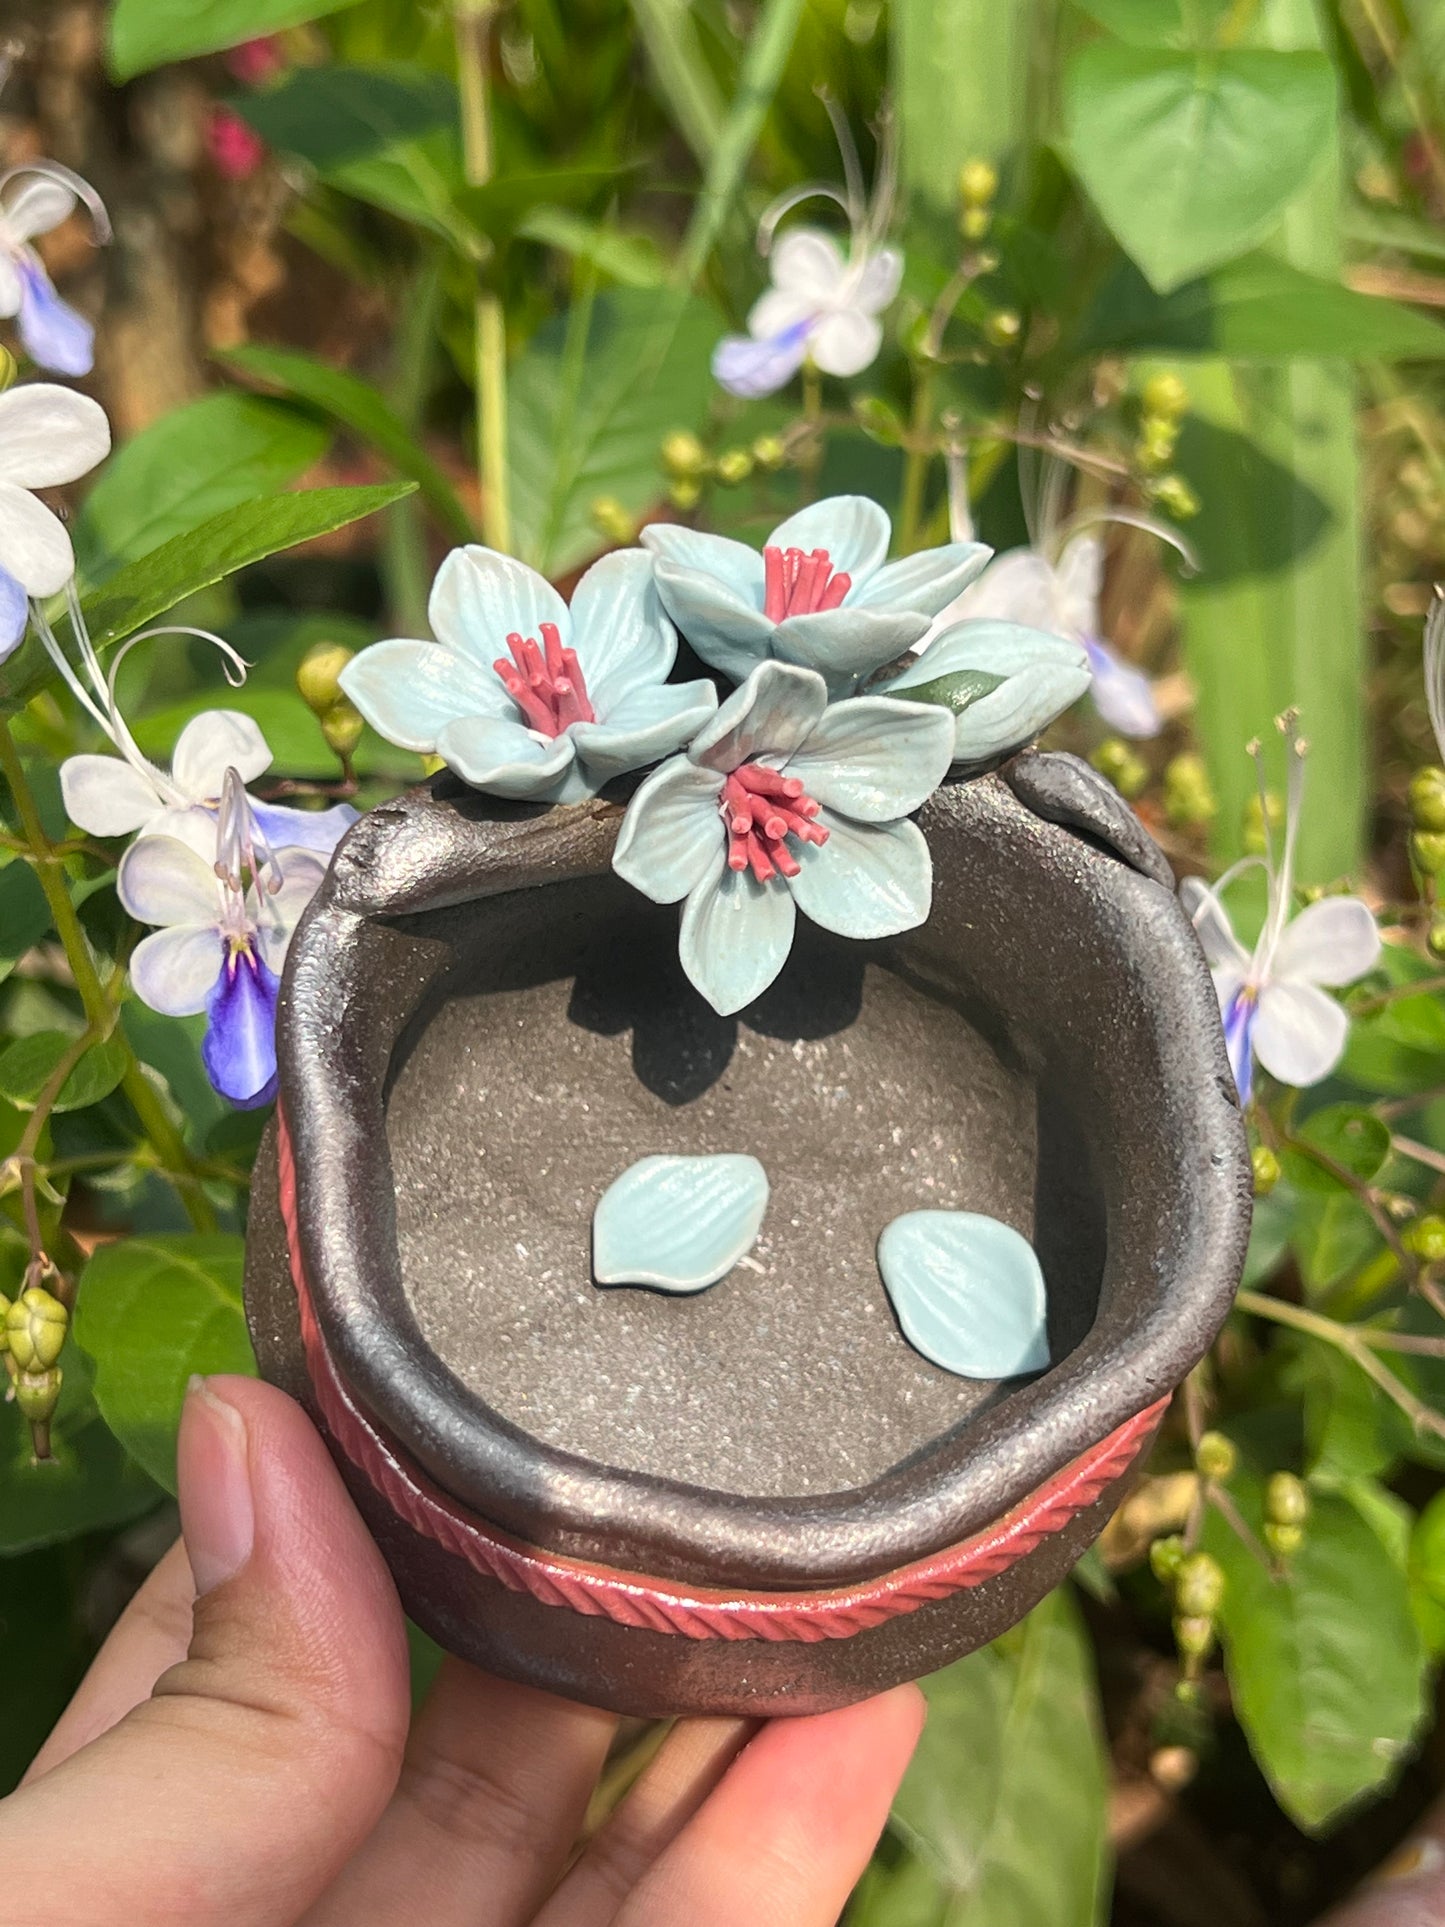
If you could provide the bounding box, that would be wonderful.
[109,0,363,79]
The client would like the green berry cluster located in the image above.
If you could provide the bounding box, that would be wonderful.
[2,1283,68,1446]
[1135,373,1199,521]
[296,643,363,764]
[657,430,787,513]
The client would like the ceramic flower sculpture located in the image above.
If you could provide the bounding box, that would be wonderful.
[339,545,717,801]
[640,496,990,696]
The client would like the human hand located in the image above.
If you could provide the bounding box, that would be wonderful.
[1,1376,924,1927]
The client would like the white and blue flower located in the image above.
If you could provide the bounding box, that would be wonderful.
[613,659,955,1015]
[641,496,989,698]
[1180,722,1379,1105]
[339,545,718,802]
[118,773,329,1109]
[713,103,900,399]
[0,163,110,377]
[0,381,110,659]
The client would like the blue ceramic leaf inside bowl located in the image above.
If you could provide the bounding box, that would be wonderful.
[877,1210,1050,1379]
[593,1153,770,1293]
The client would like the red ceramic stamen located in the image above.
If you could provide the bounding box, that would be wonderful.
[494,623,597,736]
[721,764,830,882]
[761,544,853,621]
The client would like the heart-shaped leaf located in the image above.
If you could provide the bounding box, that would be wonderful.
[593,1154,769,1293]
[1063,45,1337,292]
[878,1210,1049,1379]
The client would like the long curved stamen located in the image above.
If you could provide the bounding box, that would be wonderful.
[1425,587,1445,766]
[216,767,283,926]
[944,429,973,544]
[862,100,898,251]
[0,160,112,245]
[817,88,867,233]
[756,181,851,257]
[29,596,110,733]
[1247,713,1307,984]
[1057,505,1201,577]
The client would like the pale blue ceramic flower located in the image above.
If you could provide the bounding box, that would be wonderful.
[875,619,1091,765]
[339,545,718,803]
[118,772,329,1109]
[593,1154,769,1292]
[878,1211,1049,1379]
[639,496,990,697]
[614,659,955,1015]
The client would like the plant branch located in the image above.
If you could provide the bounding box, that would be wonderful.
[1236,1288,1445,1440]
[454,0,511,555]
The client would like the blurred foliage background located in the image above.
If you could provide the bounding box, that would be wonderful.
[5,0,1445,1919]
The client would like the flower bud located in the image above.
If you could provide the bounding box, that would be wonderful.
[589,495,637,544]
[1409,766,1445,833]
[983,308,1022,349]
[1174,1551,1226,1618]
[0,1290,9,1350]
[1264,1470,1310,1528]
[1174,1613,1215,1661]
[660,430,708,481]
[1150,473,1201,520]
[1195,1430,1237,1481]
[6,1286,67,1372]
[958,157,999,207]
[961,205,992,241]
[1251,1143,1281,1197]
[668,478,702,512]
[1405,1213,1445,1263]
[1135,418,1178,471]
[1150,1533,1186,1584]
[1091,738,1149,800]
[1429,917,1445,961]
[1142,372,1190,421]
[1163,753,1216,829]
[296,642,355,715]
[320,699,364,761]
[1412,830,1445,875]
[15,1366,61,1425]
[1264,1520,1304,1559]
[714,447,754,487]
[1150,1744,1198,1792]
[0,345,16,394]
[751,433,787,472]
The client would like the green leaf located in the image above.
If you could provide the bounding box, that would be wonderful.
[110,0,363,80]
[875,1589,1111,1924]
[508,290,720,576]
[227,63,457,171]
[0,1032,128,1113]
[1062,45,1337,292]
[1204,1475,1428,1831]
[894,668,1008,716]
[893,0,1043,208]
[73,393,330,585]
[1078,253,1445,360]
[1071,0,1234,45]
[516,208,668,290]
[1408,1490,1445,1656]
[0,1344,159,1552]
[1298,1346,1413,1482]
[73,1234,255,1493]
[628,0,727,167]
[1286,1105,1392,1190]
[219,344,472,542]
[0,483,414,713]
[0,861,50,988]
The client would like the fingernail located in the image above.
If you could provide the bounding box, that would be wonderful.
[180,1375,255,1595]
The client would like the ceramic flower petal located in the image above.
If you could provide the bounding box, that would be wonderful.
[60,753,164,835]
[612,757,726,904]
[642,556,775,686]
[786,812,932,940]
[849,542,992,617]
[1271,896,1380,988]
[569,679,718,786]
[878,1210,1050,1379]
[769,496,890,582]
[128,924,222,1017]
[884,621,1091,762]
[638,526,768,610]
[689,660,828,774]
[340,637,513,751]
[679,853,797,1015]
[568,548,676,708]
[428,545,571,667]
[786,695,955,821]
[773,606,931,694]
[434,715,577,799]
[592,1153,770,1292]
[1253,979,1349,1087]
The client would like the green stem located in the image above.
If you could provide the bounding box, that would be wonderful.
[1236,1288,1445,1439]
[383,254,446,633]
[0,717,216,1232]
[799,358,824,505]
[453,0,512,555]
[898,365,937,556]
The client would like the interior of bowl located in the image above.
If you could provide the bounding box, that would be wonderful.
[384,877,1105,1500]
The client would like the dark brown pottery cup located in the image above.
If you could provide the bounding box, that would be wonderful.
[243,750,1251,1719]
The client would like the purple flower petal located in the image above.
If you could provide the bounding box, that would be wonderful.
[1083,635,1161,740]
[202,943,279,1108]
[16,255,94,377]
[0,563,27,659]
[247,797,358,856]
[1221,983,1257,1106]
[712,321,811,400]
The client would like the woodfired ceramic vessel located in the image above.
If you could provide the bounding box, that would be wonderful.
[243,749,1252,1718]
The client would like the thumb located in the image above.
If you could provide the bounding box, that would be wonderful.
[3,1376,411,1927]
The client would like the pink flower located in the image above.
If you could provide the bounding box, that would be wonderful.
[206,108,267,182]
[226,37,286,86]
